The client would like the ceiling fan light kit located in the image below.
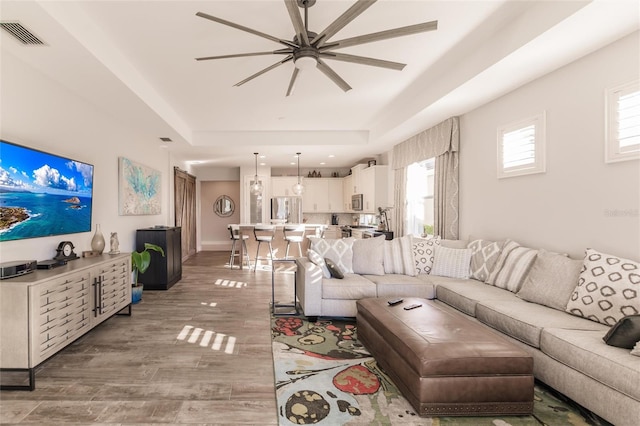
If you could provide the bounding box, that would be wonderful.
[196,0,437,96]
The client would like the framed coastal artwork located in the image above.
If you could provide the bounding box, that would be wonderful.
[118,157,161,215]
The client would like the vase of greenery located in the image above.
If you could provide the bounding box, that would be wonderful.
[131,242,165,304]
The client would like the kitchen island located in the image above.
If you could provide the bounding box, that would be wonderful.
[232,224,327,270]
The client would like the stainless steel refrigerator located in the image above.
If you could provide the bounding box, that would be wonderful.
[271,197,302,223]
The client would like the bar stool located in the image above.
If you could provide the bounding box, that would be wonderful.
[283,224,305,258]
[228,225,251,269]
[253,224,275,271]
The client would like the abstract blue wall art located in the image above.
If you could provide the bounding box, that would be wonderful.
[118,157,161,215]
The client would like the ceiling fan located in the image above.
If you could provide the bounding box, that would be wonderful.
[195,0,437,96]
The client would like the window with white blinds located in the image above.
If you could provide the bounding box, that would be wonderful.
[497,113,546,178]
[606,80,640,163]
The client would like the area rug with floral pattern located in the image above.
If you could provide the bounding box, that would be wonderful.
[271,316,601,426]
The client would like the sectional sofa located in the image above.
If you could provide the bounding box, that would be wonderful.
[296,235,640,426]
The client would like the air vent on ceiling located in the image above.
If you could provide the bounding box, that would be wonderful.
[159,137,173,142]
[0,22,45,45]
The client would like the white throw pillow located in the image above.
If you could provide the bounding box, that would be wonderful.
[431,246,472,279]
[632,341,640,357]
[565,248,640,326]
[307,249,330,278]
[352,235,385,275]
[308,237,355,274]
[413,236,441,275]
[383,235,416,276]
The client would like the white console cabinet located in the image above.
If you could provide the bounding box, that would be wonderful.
[0,253,131,390]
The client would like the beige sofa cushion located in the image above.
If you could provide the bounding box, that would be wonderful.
[540,328,640,401]
[363,274,435,299]
[321,274,377,300]
[433,277,520,317]
[476,300,607,348]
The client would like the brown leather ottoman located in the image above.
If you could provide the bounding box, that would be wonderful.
[356,297,534,417]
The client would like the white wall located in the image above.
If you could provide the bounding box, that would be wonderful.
[0,53,172,262]
[459,32,640,260]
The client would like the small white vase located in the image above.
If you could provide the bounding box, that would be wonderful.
[91,224,106,254]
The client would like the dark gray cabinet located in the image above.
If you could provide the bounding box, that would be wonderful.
[136,226,182,290]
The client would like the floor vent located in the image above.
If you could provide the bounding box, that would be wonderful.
[0,22,45,45]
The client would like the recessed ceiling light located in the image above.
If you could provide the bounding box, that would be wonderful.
[260,155,266,159]
[320,162,326,165]
[290,162,296,165]
[328,154,335,158]
[259,162,266,166]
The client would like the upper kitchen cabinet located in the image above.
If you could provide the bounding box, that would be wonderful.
[360,165,389,213]
[343,174,354,212]
[271,176,300,197]
[327,179,343,212]
[303,178,343,213]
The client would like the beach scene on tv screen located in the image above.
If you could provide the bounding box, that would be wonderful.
[0,141,93,242]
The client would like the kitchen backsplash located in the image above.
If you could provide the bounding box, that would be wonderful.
[302,213,381,227]
[303,213,354,225]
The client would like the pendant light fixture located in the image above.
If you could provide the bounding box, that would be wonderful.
[292,152,304,195]
[250,152,263,195]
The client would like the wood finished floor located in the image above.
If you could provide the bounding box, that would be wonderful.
[1,251,295,425]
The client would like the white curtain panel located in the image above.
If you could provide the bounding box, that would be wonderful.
[435,149,459,239]
[392,117,460,239]
[392,167,407,237]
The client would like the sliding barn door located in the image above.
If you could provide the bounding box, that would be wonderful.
[174,168,197,260]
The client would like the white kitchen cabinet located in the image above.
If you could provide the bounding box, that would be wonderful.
[0,254,131,390]
[303,179,328,212]
[327,179,343,212]
[343,174,354,211]
[360,165,389,213]
[303,178,343,212]
[271,176,299,197]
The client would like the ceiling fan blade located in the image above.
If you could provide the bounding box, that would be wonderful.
[284,0,310,46]
[312,0,377,46]
[325,20,438,50]
[196,11,297,49]
[319,52,405,70]
[317,59,352,92]
[196,50,292,61]
[286,68,300,97]
[233,56,293,87]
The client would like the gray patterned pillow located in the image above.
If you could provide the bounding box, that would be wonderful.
[566,249,640,326]
[467,239,505,282]
[413,236,441,275]
[308,237,355,274]
[307,249,330,278]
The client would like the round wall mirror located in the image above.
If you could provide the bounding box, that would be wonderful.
[214,195,235,217]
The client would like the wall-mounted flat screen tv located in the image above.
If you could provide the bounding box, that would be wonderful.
[0,139,94,242]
